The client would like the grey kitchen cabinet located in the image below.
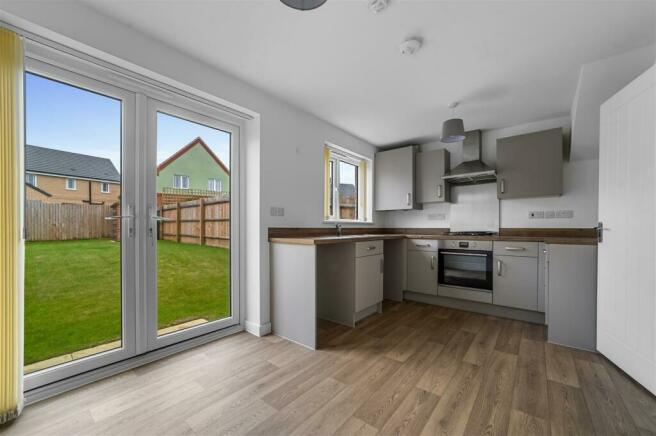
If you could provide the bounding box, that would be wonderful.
[538,242,547,313]
[546,244,597,351]
[496,128,563,199]
[493,253,538,311]
[375,145,421,211]
[407,250,438,296]
[354,242,384,313]
[416,149,450,203]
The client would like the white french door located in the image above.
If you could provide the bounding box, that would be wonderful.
[144,98,240,351]
[23,45,241,391]
[597,64,656,394]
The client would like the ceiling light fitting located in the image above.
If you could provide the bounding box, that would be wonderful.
[368,0,389,14]
[280,0,327,11]
[400,37,422,55]
[441,102,466,143]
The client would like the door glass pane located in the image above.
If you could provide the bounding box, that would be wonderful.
[338,161,358,220]
[24,72,123,373]
[155,112,231,336]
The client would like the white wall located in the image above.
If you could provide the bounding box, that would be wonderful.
[0,1,380,334]
[383,116,599,229]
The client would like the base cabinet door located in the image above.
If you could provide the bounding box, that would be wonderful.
[355,254,384,312]
[493,255,538,310]
[407,250,438,295]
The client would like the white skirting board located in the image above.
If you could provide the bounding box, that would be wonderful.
[245,320,272,337]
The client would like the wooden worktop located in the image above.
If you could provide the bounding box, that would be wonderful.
[268,227,598,246]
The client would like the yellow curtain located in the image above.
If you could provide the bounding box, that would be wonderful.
[323,146,331,219]
[0,27,24,424]
[358,160,367,221]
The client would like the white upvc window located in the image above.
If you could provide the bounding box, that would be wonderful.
[173,174,189,189]
[66,178,77,190]
[26,173,37,186]
[323,143,372,223]
[208,178,221,192]
[100,182,110,193]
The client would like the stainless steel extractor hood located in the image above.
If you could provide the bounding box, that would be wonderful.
[442,130,496,185]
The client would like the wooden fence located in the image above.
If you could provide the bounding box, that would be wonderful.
[25,200,114,241]
[159,197,230,248]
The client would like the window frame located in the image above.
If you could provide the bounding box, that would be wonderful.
[208,178,219,192]
[100,182,110,193]
[65,178,77,190]
[26,173,37,187]
[323,144,372,224]
[173,174,189,190]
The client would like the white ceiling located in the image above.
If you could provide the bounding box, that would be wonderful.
[84,0,656,147]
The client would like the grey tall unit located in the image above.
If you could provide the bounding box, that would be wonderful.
[416,149,450,203]
[496,128,563,199]
[375,146,421,211]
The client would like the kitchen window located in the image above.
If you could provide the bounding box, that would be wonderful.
[100,182,110,193]
[323,144,371,223]
[173,174,189,189]
[66,178,77,190]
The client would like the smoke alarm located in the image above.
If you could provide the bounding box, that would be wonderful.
[400,38,422,55]
[368,0,388,14]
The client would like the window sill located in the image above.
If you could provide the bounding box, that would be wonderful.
[323,219,374,225]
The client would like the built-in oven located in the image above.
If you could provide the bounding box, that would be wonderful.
[438,240,493,291]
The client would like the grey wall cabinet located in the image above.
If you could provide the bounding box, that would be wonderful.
[375,146,421,211]
[493,241,538,311]
[496,128,563,199]
[416,149,450,203]
[546,244,597,351]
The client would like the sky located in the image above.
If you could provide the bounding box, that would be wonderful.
[25,72,231,174]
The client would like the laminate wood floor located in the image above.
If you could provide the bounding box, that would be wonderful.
[3,301,656,435]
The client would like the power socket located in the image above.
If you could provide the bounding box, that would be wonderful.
[269,206,285,217]
[544,210,556,219]
[556,210,574,219]
[529,211,545,219]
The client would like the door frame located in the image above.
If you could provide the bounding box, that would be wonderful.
[144,97,241,351]
[23,58,138,391]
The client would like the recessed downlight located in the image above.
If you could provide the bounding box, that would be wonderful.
[280,0,327,11]
[368,0,389,14]
[400,37,422,55]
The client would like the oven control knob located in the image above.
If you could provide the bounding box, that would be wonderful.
[471,242,477,248]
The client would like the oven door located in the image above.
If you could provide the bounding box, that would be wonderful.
[438,249,493,291]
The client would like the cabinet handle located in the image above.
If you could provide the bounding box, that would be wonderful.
[416,243,431,247]
[497,259,503,276]
[367,245,377,250]
[430,255,436,270]
[437,184,443,198]
[380,257,384,274]
[504,246,525,251]
[406,193,411,206]
[500,179,506,194]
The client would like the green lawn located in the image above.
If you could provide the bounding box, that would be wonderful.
[25,239,230,365]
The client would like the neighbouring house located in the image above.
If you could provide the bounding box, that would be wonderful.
[156,137,230,205]
[25,145,120,204]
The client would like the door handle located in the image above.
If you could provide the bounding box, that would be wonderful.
[596,221,610,243]
[105,205,134,238]
[430,255,436,270]
[437,184,443,198]
[500,179,506,194]
[497,259,502,276]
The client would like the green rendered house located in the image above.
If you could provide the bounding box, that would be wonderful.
[156,137,230,193]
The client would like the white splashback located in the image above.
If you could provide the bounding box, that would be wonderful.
[449,183,499,233]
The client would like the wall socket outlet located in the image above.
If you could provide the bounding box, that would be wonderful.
[270,206,285,217]
[428,213,447,221]
[529,211,545,219]
[556,209,574,218]
[544,210,556,219]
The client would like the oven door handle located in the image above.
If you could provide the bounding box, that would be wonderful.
[440,251,488,257]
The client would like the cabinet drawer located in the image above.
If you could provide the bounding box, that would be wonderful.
[407,239,438,252]
[493,241,538,257]
[355,240,384,257]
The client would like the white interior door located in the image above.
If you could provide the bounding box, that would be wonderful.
[598,64,656,394]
